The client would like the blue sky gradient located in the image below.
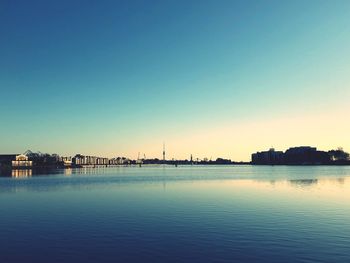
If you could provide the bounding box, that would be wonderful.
[1,0,350,160]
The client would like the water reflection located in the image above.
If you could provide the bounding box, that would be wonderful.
[12,169,32,178]
[2,165,350,181]
[1,167,350,202]
[335,177,345,185]
[64,168,72,176]
[289,179,318,188]
[1,167,350,263]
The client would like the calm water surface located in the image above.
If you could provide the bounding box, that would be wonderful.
[1,165,350,263]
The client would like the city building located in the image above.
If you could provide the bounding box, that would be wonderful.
[252,146,332,165]
[60,156,72,166]
[251,148,284,164]
[12,154,33,168]
[72,154,110,166]
[284,146,330,164]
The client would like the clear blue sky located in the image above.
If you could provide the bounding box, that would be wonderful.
[1,0,350,160]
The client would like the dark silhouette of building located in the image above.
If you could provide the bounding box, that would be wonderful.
[214,158,232,164]
[251,146,337,165]
[284,146,330,164]
[251,148,284,164]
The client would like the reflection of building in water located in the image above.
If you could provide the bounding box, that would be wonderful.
[289,179,318,188]
[12,169,32,178]
[12,154,32,168]
[64,168,72,176]
[336,178,345,185]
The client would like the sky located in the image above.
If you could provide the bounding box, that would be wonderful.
[1,0,350,161]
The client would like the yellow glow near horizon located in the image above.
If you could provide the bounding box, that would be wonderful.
[115,105,350,161]
[45,105,349,161]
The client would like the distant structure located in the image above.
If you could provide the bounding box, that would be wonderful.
[12,154,32,168]
[72,154,109,166]
[163,143,166,163]
[251,148,284,165]
[284,146,330,164]
[60,156,72,166]
[109,157,130,165]
[251,146,342,165]
[136,152,142,165]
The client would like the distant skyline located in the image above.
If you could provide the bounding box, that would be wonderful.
[1,0,350,161]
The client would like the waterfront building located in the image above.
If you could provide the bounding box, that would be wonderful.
[60,156,72,162]
[61,156,71,161]
[60,156,72,166]
[72,154,110,166]
[12,154,33,168]
[251,148,284,165]
[109,158,119,165]
[252,146,332,165]
[284,146,330,164]
[215,158,232,164]
[72,154,84,165]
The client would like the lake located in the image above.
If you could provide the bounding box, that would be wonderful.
[1,165,350,263]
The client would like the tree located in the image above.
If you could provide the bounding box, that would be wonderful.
[328,148,350,161]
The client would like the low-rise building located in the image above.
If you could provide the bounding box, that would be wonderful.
[252,146,332,165]
[284,146,330,164]
[12,154,32,168]
[72,154,110,166]
[251,148,284,164]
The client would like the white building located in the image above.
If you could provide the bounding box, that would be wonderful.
[12,154,32,168]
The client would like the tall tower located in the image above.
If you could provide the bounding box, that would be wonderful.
[163,142,166,163]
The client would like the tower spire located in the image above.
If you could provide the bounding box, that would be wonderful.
[163,142,165,163]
